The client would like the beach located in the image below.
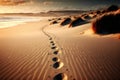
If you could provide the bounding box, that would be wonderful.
[0,14,120,80]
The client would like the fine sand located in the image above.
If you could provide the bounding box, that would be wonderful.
[0,16,120,80]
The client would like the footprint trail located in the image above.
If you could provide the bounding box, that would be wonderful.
[42,25,68,80]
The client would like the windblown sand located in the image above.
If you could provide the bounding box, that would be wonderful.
[0,18,120,80]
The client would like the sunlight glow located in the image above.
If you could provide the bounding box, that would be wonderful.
[0,0,26,5]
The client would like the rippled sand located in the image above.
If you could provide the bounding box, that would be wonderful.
[0,18,120,80]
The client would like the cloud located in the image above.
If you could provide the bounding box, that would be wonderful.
[43,1,54,5]
[0,0,29,6]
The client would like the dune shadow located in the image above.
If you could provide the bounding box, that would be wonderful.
[60,18,72,26]
[83,15,92,20]
[50,20,58,25]
[69,17,89,28]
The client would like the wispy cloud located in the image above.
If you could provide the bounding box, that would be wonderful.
[0,0,119,13]
[43,1,54,5]
[0,0,29,6]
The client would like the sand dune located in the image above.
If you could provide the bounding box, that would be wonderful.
[92,10,120,34]
[60,18,72,26]
[0,14,120,80]
[69,17,88,27]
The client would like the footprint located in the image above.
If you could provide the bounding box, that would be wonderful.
[52,57,59,62]
[51,43,55,46]
[53,61,64,69]
[50,41,54,43]
[49,38,52,40]
[51,46,56,49]
[53,73,68,80]
[53,50,59,55]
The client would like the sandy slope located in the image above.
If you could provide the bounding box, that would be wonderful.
[0,19,120,80]
[0,20,52,80]
[45,23,120,80]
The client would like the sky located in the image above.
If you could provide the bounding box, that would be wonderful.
[0,0,120,13]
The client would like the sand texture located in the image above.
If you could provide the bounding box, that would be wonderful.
[0,18,120,80]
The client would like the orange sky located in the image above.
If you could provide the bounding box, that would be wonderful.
[0,0,26,5]
[0,0,120,13]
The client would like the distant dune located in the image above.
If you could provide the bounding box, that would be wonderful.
[0,10,87,17]
[60,18,72,26]
[69,17,86,27]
